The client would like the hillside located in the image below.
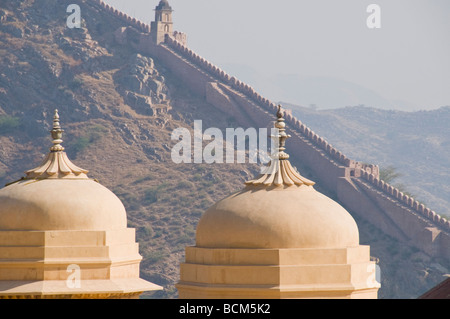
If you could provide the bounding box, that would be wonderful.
[0,0,449,299]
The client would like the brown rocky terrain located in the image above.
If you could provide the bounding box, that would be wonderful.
[0,0,449,298]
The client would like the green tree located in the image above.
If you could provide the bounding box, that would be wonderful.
[68,124,108,157]
[379,165,402,184]
[0,116,20,135]
[379,165,417,199]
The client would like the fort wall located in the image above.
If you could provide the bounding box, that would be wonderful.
[92,0,151,33]
[351,175,450,257]
[93,0,450,261]
[359,170,450,231]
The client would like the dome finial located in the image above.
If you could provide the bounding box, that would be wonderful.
[277,104,283,118]
[50,109,64,152]
[245,104,315,187]
[23,109,89,180]
[273,104,290,160]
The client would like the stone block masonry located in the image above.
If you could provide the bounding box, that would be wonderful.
[93,0,450,262]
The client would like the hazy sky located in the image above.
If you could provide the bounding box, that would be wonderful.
[103,0,450,111]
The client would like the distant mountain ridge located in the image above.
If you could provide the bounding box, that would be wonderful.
[221,63,424,111]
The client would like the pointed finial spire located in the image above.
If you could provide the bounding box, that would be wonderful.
[50,109,64,152]
[277,104,283,118]
[23,109,89,180]
[273,105,291,160]
[245,104,315,187]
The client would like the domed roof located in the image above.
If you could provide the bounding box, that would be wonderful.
[0,179,127,231]
[196,185,359,249]
[196,106,360,249]
[156,0,172,11]
[0,110,127,231]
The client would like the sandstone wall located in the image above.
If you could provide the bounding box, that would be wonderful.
[92,0,150,33]
[359,170,450,232]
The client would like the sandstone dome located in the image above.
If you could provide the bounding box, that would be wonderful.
[196,107,359,249]
[196,184,359,249]
[0,178,127,231]
[0,110,126,231]
[0,110,162,299]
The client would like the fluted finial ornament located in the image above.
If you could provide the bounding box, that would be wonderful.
[50,109,64,152]
[273,104,291,160]
[245,105,315,187]
[24,109,89,179]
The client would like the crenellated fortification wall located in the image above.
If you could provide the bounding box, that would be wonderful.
[359,170,450,231]
[172,31,187,46]
[92,0,450,261]
[91,0,151,33]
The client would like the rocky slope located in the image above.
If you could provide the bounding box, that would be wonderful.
[0,0,449,298]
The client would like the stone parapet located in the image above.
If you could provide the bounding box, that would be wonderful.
[359,170,450,232]
[91,0,151,33]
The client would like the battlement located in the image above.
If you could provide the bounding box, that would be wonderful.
[360,170,450,232]
[172,31,187,46]
[92,0,150,33]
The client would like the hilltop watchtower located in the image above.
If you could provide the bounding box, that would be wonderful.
[151,0,174,44]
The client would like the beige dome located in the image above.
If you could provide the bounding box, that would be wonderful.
[196,106,359,249]
[196,185,359,249]
[178,106,379,300]
[0,109,127,231]
[0,110,162,299]
[0,178,127,231]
